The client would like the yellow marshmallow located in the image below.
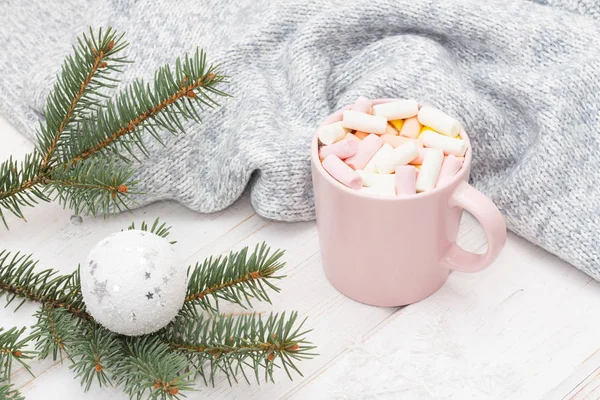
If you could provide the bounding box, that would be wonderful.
[390,119,404,131]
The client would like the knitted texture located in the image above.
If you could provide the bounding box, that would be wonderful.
[1,0,600,278]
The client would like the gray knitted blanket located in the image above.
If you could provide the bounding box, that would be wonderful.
[1,0,600,279]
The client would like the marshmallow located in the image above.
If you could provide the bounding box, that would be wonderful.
[409,147,430,165]
[415,149,444,192]
[358,169,395,186]
[381,134,411,148]
[320,139,359,160]
[318,121,348,145]
[386,123,399,136]
[418,106,461,137]
[395,166,417,196]
[342,110,387,134]
[381,135,423,149]
[345,134,384,170]
[399,116,422,138]
[375,141,420,174]
[373,100,419,121]
[390,119,404,132]
[363,143,394,173]
[322,155,362,190]
[436,155,463,186]
[350,96,373,114]
[355,131,369,140]
[421,130,468,156]
[344,132,361,142]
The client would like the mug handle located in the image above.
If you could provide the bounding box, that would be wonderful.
[441,181,507,272]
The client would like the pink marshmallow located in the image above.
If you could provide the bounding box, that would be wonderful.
[344,132,361,142]
[319,139,359,160]
[322,155,362,190]
[409,147,430,165]
[345,134,384,170]
[399,117,422,138]
[395,166,417,196]
[386,123,399,136]
[436,155,463,186]
[350,96,373,114]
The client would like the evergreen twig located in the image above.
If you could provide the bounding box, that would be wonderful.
[0,28,227,228]
[162,312,315,386]
[0,219,314,398]
[125,218,176,244]
[0,382,24,400]
[0,327,36,381]
[69,323,123,391]
[184,243,285,314]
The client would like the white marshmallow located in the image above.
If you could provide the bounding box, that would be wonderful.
[318,121,348,145]
[416,149,444,192]
[417,106,461,137]
[357,170,395,188]
[375,141,419,174]
[363,144,393,173]
[421,130,467,156]
[372,100,419,121]
[342,110,387,134]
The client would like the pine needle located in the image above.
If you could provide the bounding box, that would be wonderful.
[0,28,228,228]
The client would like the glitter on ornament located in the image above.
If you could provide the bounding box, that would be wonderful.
[90,279,109,302]
[80,230,187,336]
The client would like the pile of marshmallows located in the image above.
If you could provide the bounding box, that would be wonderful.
[317,97,467,196]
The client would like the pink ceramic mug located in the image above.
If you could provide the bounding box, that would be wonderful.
[311,99,507,306]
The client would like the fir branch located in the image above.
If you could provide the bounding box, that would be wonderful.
[32,305,80,361]
[0,250,89,319]
[0,28,227,228]
[126,218,176,244]
[115,337,195,399]
[184,243,285,313]
[45,158,136,216]
[0,152,49,228]
[0,382,24,400]
[61,49,227,165]
[69,323,124,391]
[0,327,36,381]
[162,312,315,386]
[38,27,129,170]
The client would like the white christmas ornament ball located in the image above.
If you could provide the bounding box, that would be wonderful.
[81,230,186,336]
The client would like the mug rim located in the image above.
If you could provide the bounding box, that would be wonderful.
[311,98,473,201]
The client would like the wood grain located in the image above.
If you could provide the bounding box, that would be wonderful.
[1,115,600,400]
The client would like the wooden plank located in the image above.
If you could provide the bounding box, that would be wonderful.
[546,349,600,400]
[4,114,599,400]
[289,233,600,400]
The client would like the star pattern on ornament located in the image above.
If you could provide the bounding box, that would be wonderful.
[162,276,170,284]
[145,272,151,279]
[154,287,162,296]
[90,279,109,303]
[88,260,98,275]
[107,301,123,318]
[146,292,154,300]
[130,311,137,322]
[159,300,166,308]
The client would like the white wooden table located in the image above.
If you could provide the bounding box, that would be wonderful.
[2,115,600,400]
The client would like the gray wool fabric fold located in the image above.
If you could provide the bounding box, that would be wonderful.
[1,0,600,278]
